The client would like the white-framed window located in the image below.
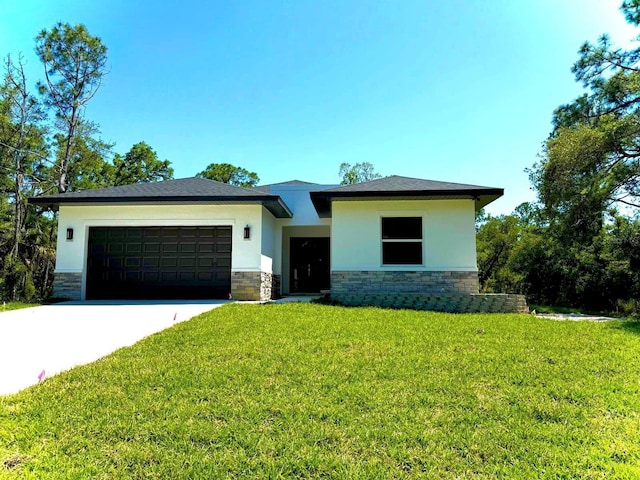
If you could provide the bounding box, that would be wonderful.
[381,216,423,265]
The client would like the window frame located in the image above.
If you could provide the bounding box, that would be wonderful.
[380,216,424,266]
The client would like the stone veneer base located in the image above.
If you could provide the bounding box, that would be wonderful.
[331,292,528,314]
[231,271,280,301]
[331,270,480,296]
[52,272,83,301]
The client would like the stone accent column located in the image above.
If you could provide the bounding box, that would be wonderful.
[231,271,281,301]
[52,272,82,301]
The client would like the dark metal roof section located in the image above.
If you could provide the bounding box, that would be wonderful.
[309,175,503,217]
[29,177,293,218]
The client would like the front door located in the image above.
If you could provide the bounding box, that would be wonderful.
[289,237,330,293]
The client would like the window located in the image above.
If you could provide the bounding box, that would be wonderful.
[381,217,423,265]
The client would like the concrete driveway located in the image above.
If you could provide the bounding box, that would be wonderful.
[0,300,226,396]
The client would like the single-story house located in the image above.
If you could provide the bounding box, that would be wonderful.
[29,175,527,312]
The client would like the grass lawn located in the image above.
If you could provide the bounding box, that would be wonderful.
[1,304,640,478]
[0,302,39,313]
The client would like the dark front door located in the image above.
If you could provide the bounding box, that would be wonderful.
[290,237,330,293]
[86,226,232,300]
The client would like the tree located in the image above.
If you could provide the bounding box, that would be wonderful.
[196,163,259,187]
[339,162,382,185]
[35,22,108,193]
[532,1,640,233]
[113,142,173,186]
[0,55,53,301]
[0,55,46,257]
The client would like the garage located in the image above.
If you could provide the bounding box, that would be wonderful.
[86,226,232,300]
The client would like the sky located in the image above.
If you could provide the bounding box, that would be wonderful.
[1,0,637,215]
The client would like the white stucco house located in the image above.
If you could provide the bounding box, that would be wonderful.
[30,175,526,312]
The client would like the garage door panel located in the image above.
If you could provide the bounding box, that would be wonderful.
[144,257,160,268]
[180,272,195,282]
[144,243,160,254]
[108,243,124,254]
[87,226,232,300]
[161,257,178,268]
[126,257,142,268]
[162,243,178,253]
[178,258,196,268]
[180,243,196,253]
[108,257,124,268]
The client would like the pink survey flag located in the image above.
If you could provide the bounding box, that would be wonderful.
[38,370,46,382]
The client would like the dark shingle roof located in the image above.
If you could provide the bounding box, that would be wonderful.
[309,175,503,217]
[29,177,293,218]
[254,180,319,193]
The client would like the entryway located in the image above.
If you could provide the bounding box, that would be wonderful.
[289,237,330,293]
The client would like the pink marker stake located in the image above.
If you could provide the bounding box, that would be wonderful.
[173,312,177,322]
[38,370,46,383]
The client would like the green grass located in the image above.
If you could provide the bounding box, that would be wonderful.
[0,302,39,313]
[1,304,640,478]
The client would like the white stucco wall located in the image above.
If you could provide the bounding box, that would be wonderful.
[56,203,266,298]
[331,199,477,271]
[261,208,276,274]
[270,184,335,227]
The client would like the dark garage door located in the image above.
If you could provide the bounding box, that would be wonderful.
[86,226,232,300]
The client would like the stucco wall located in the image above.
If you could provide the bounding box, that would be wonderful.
[56,203,265,299]
[271,183,336,226]
[331,199,477,272]
[261,208,276,274]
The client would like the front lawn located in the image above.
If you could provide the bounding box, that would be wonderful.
[1,304,639,478]
[0,302,39,313]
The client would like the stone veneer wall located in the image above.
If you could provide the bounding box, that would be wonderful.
[231,271,280,301]
[330,271,527,313]
[332,270,480,296]
[52,272,82,301]
[332,292,528,313]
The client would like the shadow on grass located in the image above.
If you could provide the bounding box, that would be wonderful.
[609,320,640,334]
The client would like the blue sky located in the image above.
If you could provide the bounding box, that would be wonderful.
[1,0,636,214]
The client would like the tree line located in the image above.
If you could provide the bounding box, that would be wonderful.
[477,1,640,317]
[7,2,639,316]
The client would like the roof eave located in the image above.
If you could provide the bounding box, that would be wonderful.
[309,189,504,217]
[28,195,294,218]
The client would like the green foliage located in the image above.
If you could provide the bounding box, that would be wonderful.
[511,2,640,314]
[196,162,259,187]
[0,301,39,312]
[113,142,174,186]
[1,24,173,302]
[2,304,640,477]
[533,2,640,225]
[35,22,108,193]
[476,214,523,293]
[0,55,54,302]
[338,161,382,184]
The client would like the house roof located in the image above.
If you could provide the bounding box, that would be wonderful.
[28,177,293,218]
[253,180,319,193]
[309,175,503,217]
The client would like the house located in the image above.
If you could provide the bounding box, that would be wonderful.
[29,175,527,312]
